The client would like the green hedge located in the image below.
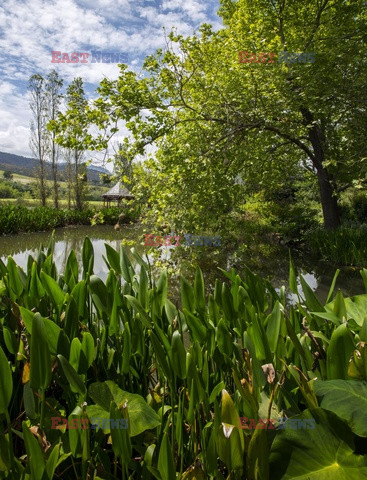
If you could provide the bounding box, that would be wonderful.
[0,205,140,235]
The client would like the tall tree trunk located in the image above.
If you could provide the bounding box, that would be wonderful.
[38,121,46,207]
[300,107,340,229]
[67,160,72,209]
[316,166,340,230]
[74,150,82,211]
[51,137,58,209]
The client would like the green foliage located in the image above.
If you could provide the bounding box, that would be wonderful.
[0,205,139,234]
[0,242,367,478]
[2,171,13,180]
[351,192,367,223]
[0,179,34,199]
[78,0,367,231]
[307,226,367,266]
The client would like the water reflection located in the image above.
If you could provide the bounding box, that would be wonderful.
[0,225,142,281]
[0,225,364,303]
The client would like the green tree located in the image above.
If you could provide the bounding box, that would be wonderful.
[45,70,63,209]
[2,170,13,181]
[86,0,367,230]
[49,77,90,210]
[28,74,48,206]
[113,142,135,187]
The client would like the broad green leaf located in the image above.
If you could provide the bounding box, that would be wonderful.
[89,274,111,314]
[289,252,298,295]
[183,309,206,343]
[40,271,65,311]
[121,322,131,374]
[45,444,70,479]
[348,342,367,380]
[110,401,131,463]
[300,275,324,312]
[30,313,51,391]
[333,290,347,321]
[81,332,95,369]
[57,354,86,396]
[22,421,45,480]
[313,379,367,437]
[69,337,82,372]
[120,246,133,283]
[70,280,87,319]
[82,237,94,277]
[3,326,17,355]
[64,297,79,341]
[221,283,235,323]
[266,300,282,352]
[29,261,45,301]
[0,434,11,471]
[247,427,269,480]
[0,346,12,414]
[156,269,168,311]
[105,243,121,275]
[270,408,367,479]
[164,298,178,323]
[139,264,149,310]
[23,381,36,419]
[194,267,205,312]
[158,432,176,480]
[88,381,161,437]
[124,295,152,327]
[326,269,340,304]
[216,389,244,470]
[7,256,23,299]
[216,319,233,356]
[311,310,341,326]
[343,295,367,327]
[65,250,79,289]
[171,330,187,379]
[326,324,355,380]
[149,330,172,381]
[181,276,196,312]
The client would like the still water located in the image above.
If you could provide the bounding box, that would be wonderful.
[0,224,364,303]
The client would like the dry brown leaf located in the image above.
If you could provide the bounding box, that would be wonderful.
[262,363,276,384]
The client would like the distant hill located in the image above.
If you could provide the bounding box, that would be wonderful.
[0,151,110,183]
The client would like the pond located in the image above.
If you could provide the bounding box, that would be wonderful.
[0,224,364,304]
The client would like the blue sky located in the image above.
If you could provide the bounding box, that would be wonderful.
[0,0,222,159]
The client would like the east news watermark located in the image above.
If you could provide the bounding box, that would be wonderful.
[51,417,128,429]
[238,51,315,64]
[144,233,222,247]
[51,51,128,64]
[239,416,316,430]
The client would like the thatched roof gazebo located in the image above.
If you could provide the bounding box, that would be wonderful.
[102,182,134,207]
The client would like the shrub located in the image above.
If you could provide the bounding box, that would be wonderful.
[351,193,367,223]
[307,225,367,266]
[0,204,140,235]
[0,182,20,199]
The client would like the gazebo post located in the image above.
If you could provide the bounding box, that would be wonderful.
[102,182,135,209]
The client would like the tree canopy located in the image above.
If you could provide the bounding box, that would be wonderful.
[62,0,367,230]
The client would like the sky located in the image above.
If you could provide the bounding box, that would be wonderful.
[0,0,222,162]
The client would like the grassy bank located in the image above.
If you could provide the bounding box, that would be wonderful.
[306,225,367,267]
[0,204,140,235]
[0,198,105,208]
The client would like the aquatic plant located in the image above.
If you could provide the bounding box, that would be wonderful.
[0,241,367,478]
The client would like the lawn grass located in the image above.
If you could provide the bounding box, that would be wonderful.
[0,198,105,208]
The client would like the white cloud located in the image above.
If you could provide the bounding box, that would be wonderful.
[0,0,221,157]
